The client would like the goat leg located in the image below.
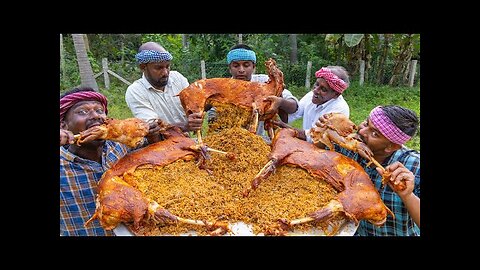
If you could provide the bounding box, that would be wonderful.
[279,200,345,228]
[249,102,259,133]
[189,145,236,160]
[242,159,277,197]
[150,202,230,235]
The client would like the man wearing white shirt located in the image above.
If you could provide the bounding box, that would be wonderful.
[125,42,203,132]
[287,65,350,142]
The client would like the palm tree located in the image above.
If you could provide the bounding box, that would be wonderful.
[72,34,98,90]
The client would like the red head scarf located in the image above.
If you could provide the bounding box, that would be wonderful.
[315,67,348,93]
[60,91,108,121]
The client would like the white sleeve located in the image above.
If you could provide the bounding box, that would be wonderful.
[304,129,313,143]
[288,91,312,123]
[125,84,159,122]
[178,72,190,89]
[281,89,299,102]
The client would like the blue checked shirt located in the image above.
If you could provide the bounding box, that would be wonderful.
[60,141,130,236]
[335,144,420,236]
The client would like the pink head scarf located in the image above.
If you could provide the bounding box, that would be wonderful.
[315,67,349,93]
[369,106,411,145]
[60,91,108,121]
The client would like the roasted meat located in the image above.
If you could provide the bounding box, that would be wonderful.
[245,128,394,232]
[76,117,149,148]
[178,58,284,138]
[84,126,230,234]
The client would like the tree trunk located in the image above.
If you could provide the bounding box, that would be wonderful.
[363,34,371,82]
[72,34,98,90]
[83,34,90,52]
[402,60,411,85]
[388,34,414,86]
[120,34,125,66]
[376,34,390,84]
[289,34,298,64]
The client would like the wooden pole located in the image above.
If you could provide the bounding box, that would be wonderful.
[289,34,298,64]
[182,34,188,48]
[120,35,125,66]
[359,60,365,86]
[409,60,417,87]
[305,61,312,89]
[107,70,132,85]
[102,58,110,89]
[60,34,66,81]
[201,60,206,79]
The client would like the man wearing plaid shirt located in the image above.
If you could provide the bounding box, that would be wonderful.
[60,87,161,236]
[327,105,420,236]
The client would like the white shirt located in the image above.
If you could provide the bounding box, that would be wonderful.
[125,71,190,125]
[288,90,349,142]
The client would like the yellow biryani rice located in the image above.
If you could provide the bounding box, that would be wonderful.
[207,102,253,134]
[126,126,344,236]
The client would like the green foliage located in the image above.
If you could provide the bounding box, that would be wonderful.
[282,63,308,88]
[344,34,364,47]
[288,85,309,100]
[60,50,80,91]
[87,34,141,62]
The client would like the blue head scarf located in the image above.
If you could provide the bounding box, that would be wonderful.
[227,48,256,64]
[135,50,173,64]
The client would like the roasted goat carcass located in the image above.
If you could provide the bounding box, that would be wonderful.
[84,125,230,235]
[310,113,405,191]
[76,118,149,148]
[178,58,284,141]
[243,128,394,234]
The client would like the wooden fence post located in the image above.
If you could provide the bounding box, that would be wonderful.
[305,61,312,89]
[359,60,365,86]
[102,58,110,89]
[93,57,132,86]
[182,34,189,49]
[60,34,66,81]
[409,60,417,87]
[201,60,206,79]
[107,69,132,85]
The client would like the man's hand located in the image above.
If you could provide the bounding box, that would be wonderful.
[186,112,204,131]
[263,96,283,115]
[272,120,294,129]
[60,129,75,146]
[377,161,415,197]
[271,120,306,141]
[145,119,161,144]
